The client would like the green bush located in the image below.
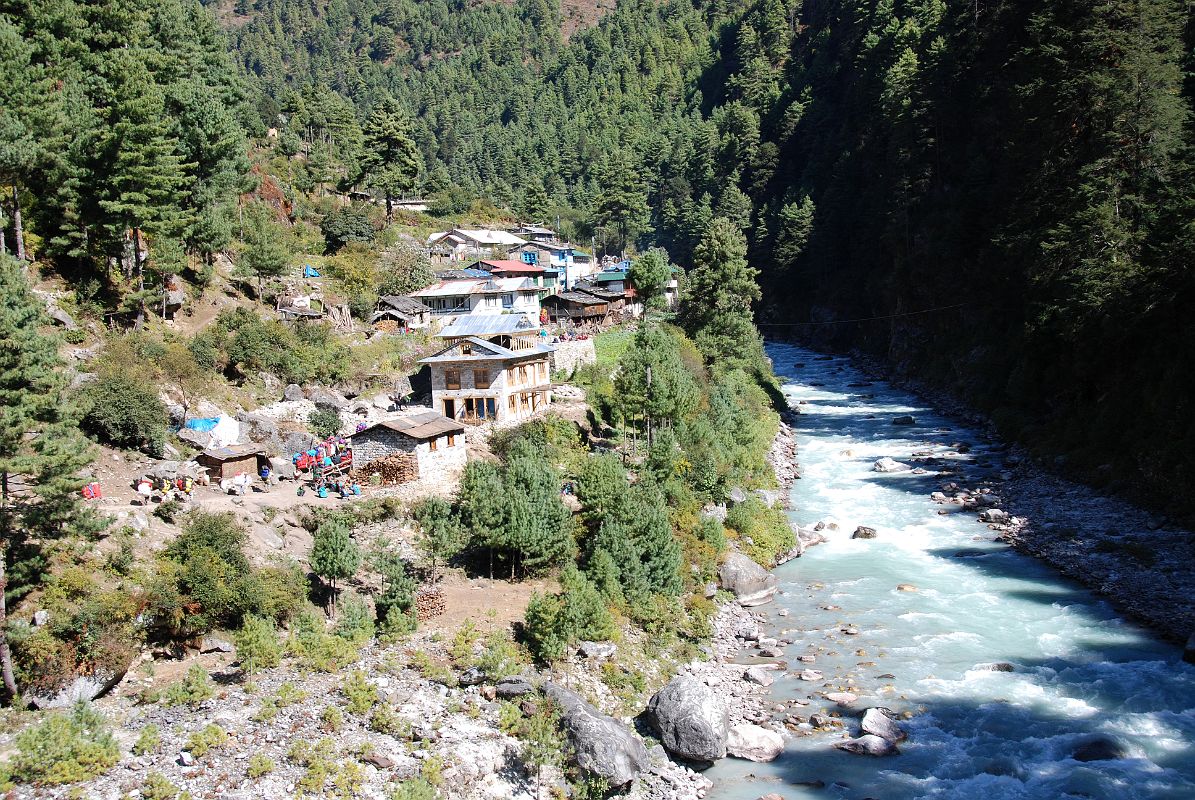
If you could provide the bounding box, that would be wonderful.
[163,664,215,707]
[341,669,378,714]
[79,373,166,455]
[334,592,375,643]
[286,610,359,672]
[724,496,794,566]
[523,567,613,663]
[184,724,227,758]
[7,702,119,786]
[309,406,343,438]
[233,615,282,674]
[369,704,408,736]
[390,778,438,800]
[142,771,183,800]
[132,724,161,756]
[247,753,275,778]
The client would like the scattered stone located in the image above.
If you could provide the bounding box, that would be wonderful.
[842,627,860,636]
[726,724,784,762]
[896,584,917,592]
[645,675,729,763]
[743,666,775,687]
[834,734,899,756]
[861,708,906,743]
[979,508,1009,523]
[852,526,877,540]
[972,662,1015,672]
[825,692,857,707]
[718,553,778,607]
[361,752,395,769]
[892,415,916,426]
[543,683,648,788]
[1072,736,1127,762]
[458,667,485,686]
[32,610,50,627]
[199,636,234,654]
[179,751,196,767]
[494,676,535,698]
[797,669,823,682]
[873,457,910,473]
[578,641,617,660]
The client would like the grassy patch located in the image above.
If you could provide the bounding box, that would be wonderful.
[593,326,634,367]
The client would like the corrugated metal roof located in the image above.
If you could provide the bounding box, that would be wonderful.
[436,315,539,338]
[419,336,554,364]
[351,411,464,441]
[377,296,432,315]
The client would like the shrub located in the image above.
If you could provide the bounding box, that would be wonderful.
[341,669,378,714]
[310,520,361,610]
[523,567,613,663]
[163,664,215,707]
[79,373,166,455]
[247,753,275,778]
[320,705,344,732]
[234,615,282,674]
[7,702,119,786]
[724,496,794,566]
[369,704,408,736]
[321,205,375,253]
[184,724,227,758]
[132,724,161,756]
[287,610,359,672]
[334,592,375,643]
[309,406,343,438]
[390,779,438,800]
[142,771,183,800]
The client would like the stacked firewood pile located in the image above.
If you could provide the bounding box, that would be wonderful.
[373,319,400,334]
[353,453,418,485]
[415,587,446,621]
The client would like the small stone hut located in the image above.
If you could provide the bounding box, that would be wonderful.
[349,412,466,483]
[195,444,268,481]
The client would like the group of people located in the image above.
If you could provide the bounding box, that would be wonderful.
[134,473,204,504]
[292,434,359,499]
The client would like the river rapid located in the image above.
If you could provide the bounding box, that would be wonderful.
[704,343,1195,800]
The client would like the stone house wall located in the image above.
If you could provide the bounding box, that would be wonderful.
[352,428,418,471]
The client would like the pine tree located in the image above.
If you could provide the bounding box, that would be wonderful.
[310,520,361,612]
[361,98,421,219]
[413,496,464,582]
[239,202,290,283]
[774,195,814,271]
[0,256,96,699]
[0,17,47,262]
[681,217,763,369]
[592,151,651,254]
[627,248,673,312]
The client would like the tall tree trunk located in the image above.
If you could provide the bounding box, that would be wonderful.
[133,228,146,328]
[12,186,25,262]
[0,471,18,701]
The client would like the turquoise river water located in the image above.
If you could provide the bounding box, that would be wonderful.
[704,343,1195,800]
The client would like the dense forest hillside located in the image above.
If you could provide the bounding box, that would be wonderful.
[214,0,1195,513]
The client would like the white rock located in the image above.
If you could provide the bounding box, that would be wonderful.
[726,724,785,762]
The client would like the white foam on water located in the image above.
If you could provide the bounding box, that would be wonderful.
[703,343,1195,800]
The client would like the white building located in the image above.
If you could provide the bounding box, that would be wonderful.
[409,277,543,325]
[427,229,527,262]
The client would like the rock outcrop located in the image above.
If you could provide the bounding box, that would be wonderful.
[718,553,778,606]
[833,734,899,756]
[27,667,126,710]
[852,526,877,539]
[645,675,729,763]
[860,708,906,743]
[873,457,910,473]
[543,683,648,788]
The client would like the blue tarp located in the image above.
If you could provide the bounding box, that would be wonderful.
[303,265,321,278]
[184,417,220,432]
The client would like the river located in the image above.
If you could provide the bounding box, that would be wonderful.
[704,343,1195,800]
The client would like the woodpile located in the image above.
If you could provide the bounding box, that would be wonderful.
[374,319,400,334]
[352,453,418,485]
[415,587,446,621]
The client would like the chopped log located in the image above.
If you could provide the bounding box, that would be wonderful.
[351,453,418,485]
[415,587,446,621]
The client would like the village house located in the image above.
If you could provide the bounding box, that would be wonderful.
[419,315,554,424]
[196,444,268,482]
[467,260,560,293]
[349,412,466,484]
[508,240,596,289]
[512,224,557,243]
[370,295,433,332]
[427,229,527,262]
[541,291,610,324]
[409,276,543,325]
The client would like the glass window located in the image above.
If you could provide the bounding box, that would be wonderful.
[474,369,490,389]
[445,369,460,390]
[502,293,514,308]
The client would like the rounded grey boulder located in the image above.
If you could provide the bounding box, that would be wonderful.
[645,675,729,763]
[718,553,778,606]
[544,683,648,788]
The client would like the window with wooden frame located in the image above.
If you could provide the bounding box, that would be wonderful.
[508,395,516,412]
[429,437,438,452]
[447,434,455,447]
[473,369,491,389]
[445,369,461,390]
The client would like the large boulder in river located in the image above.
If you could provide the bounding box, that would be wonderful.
[1072,736,1126,762]
[861,708,906,743]
[834,734,899,756]
[726,723,784,762]
[544,683,648,787]
[873,457,910,473]
[645,675,729,763]
[718,553,777,606]
[891,415,916,426]
[852,526,877,540]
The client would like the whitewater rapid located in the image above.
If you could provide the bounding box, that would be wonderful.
[704,344,1195,800]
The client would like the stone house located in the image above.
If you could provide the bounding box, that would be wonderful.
[371,295,433,332]
[419,315,554,424]
[349,412,466,482]
[196,444,268,481]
